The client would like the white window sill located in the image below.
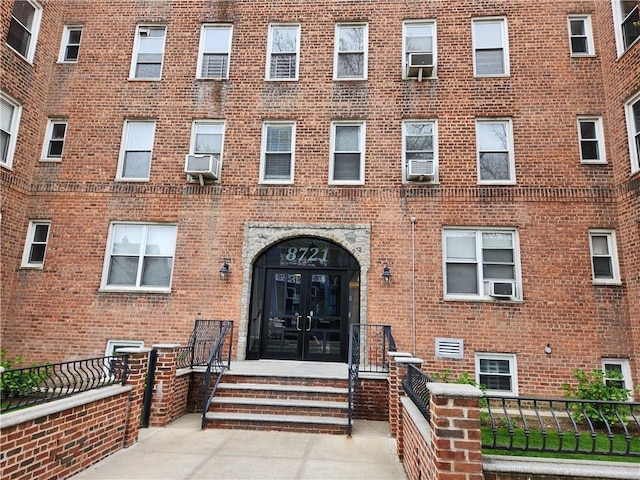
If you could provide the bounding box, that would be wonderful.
[329,181,365,186]
[56,60,79,64]
[580,160,607,165]
[333,77,368,81]
[196,77,229,81]
[40,158,63,163]
[259,180,294,185]
[265,78,299,82]
[473,74,511,79]
[128,77,162,82]
[20,265,44,270]
[115,178,150,182]
[99,287,171,294]
[570,53,596,58]
[403,180,440,185]
[478,181,517,186]
[444,296,524,304]
[5,44,34,65]
[1,163,14,170]
[403,76,437,81]
[592,280,622,286]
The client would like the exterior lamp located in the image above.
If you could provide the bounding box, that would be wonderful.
[219,262,230,281]
[381,264,391,285]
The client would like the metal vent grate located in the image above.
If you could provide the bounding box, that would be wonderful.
[435,338,464,359]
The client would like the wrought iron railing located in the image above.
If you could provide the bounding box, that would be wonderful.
[482,395,640,457]
[401,364,434,421]
[200,320,233,429]
[347,323,396,435]
[177,320,230,369]
[1,355,129,413]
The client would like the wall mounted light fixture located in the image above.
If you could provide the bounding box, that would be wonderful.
[381,264,392,285]
[544,343,552,355]
[219,262,230,281]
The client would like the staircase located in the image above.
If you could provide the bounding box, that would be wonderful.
[202,361,350,434]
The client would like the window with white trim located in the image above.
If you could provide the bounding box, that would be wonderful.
[197,24,232,79]
[105,339,144,356]
[101,223,177,292]
[403,120,438,182]
[41,119,68,161]
[330,121,365,184]
[612,0,640,55]
[476,119,515,184]
[1,92,22,169]
[588,230,621,284]
[260,121,295,183]
[190,120,224,159]
[602,358,633,399]
[472,17,509,76]
[577,117,606,163]
[443,228,521,301]
[334,23,368,80]
[403,20,436,79]
[58,26,82,62]
[7,0,42,62]
[116,120,156,181]
[626,92,640,174]
[567,15,595,56]
[476,353,518,395]
[21,220,50,268]
[129,25,166,80]
[266,24,300,81]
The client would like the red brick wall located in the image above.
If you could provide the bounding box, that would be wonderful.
[355,376,388,421]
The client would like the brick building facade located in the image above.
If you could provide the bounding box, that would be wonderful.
[1,0,639,398]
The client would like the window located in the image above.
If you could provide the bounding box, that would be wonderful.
[41,119,68,161]
[443,228,521,300]
[260,122,295,183]
[190,120,224,159]
[577,117,606,163]
[101,223,177,292]
[588,230,621,284]
[403,120,438,182]
[476,119,515,184]
[334,23,368,80]
[197,24,232,79]
[105,339,144,356]
[21,220,50,268]
[472,17,509,76]
[567,15,595,56]
[130,25,166,80]
[612,0,640,55]
[626,92,640,174]
[602,358,633,399]
[7,0,42,62]
[330,121,365,184]
[117,120,156,181]
[403,20,436,79]
[476,353,518,395]
[58,26,82,62]
[1,92,22,169]
[266,24,300,81]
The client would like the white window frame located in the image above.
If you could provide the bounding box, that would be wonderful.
[476,353,518,396]
[625,91,640,174]
[41,118,68,161]
[402,20,437,79]
[265,24,300,81]
[21,220,51,269]
[476,118,516,184]
[100,222,178,293]
[58,25,83,63]
[577,116,606,164]
[129,25,167,80]
[197,24,233,80]
[189,119,225,161]
[443,227,522,301]
[116,120,156,181]
[472,17,509,77]
[588,229,621,285]
[105,339,144,356]
[334,23,368,80]
[329,121,366,185]
[602,358,634,399]
[260,121,296,184]
[1,91,23,170]
[402,120,438,183]
[6,0,42,63]
[611,0,640,56]
[567,15,595,56]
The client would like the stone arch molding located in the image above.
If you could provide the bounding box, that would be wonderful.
[236,222,371,360]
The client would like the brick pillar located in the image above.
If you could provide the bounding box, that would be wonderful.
[389,356,423,460]
[149,344,182,427]
[427,383,484,480]
[117,347,151,448]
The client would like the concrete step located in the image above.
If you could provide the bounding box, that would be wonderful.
[210,396,348,418]
[204,412,349,434]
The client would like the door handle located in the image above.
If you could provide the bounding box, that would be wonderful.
[306,315,312,331]
[296,315,302,331]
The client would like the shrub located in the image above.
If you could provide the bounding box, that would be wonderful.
[0,350,48,399]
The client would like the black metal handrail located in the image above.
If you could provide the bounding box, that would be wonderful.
[200,320,233,429]
[483,395,640,457]
[178,320,230,369]
[401,364,434,421]
[1,355,129,413]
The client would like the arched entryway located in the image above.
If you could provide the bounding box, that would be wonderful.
[246,237,360,362]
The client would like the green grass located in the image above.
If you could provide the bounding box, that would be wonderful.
[481,426,640,463]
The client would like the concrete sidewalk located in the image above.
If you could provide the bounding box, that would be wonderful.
[71,414,407,480]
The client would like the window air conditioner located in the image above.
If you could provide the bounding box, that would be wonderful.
[407,159,435,181]
[487,280,516,299]
[184,154,220,184]
[407,53,434,79]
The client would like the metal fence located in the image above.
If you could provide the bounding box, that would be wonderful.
[177,320,230,369]
[201,320,234,429]
[401,364,434,421]
[1,355,129,413]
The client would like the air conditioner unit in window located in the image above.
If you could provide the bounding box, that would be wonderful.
[407,159,435,181]
[487,280,516,299]
[184,154,220,185]
[407,53,434,80]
